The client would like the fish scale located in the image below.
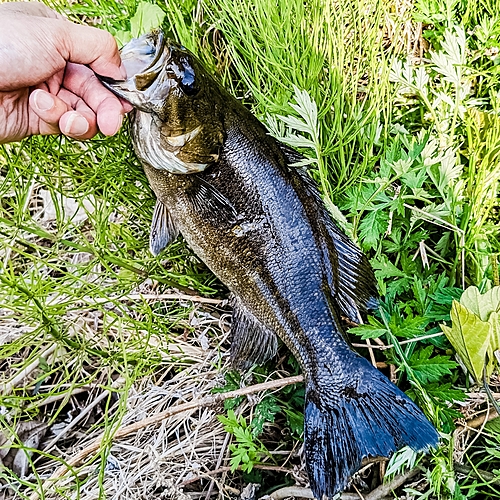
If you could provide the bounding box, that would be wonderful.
[100,30,439,499]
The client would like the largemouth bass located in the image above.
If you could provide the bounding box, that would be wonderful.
[102,31,439,498]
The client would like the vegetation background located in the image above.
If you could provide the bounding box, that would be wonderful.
[0,0,499,498]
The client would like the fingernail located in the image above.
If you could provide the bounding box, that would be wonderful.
[109,113,124,136]
[119,63,127,80]
[33,90,54,111]
[65,112,89,137]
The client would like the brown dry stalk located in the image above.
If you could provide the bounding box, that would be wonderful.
[268,466,421,500]
[364,466,421,500]
[79,292,223,305]
[28,375,304,500]
[463,408,499,429]
[1,344,58,396]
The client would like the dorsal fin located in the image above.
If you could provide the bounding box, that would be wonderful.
[230,295,278,370]
[279,142,378,322]
[150,199,179,256]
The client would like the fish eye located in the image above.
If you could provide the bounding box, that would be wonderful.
[179,74,198,96]
[177,58,199,96]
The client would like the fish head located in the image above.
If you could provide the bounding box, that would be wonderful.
[101,30,225,174]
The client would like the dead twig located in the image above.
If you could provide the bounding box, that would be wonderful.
[265,465,420,500]
[268,487,361,500]
[204,430,231,500]
[462,408,499,429]
[364,466,421,500]
[1,344,58,396]
[268,486,315,499]
[182,464,296,486]
[28,375,304,500]
[76,293,223,306]
[454,463,500,485]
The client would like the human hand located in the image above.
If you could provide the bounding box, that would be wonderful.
[0,2,132,144]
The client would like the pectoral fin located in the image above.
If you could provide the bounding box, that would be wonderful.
[150,199,179,256]
[185,177,238,225]
[230,295,278,370]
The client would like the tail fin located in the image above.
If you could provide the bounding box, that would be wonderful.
[304,355,438,499]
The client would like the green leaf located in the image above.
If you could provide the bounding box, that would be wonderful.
[358,210,388,250]
[460,285,500,322]
[130,2,166,38]
[485,417,500,434]
[441,300,491,383]
[251,395,281,437]
[284,408,304,437]
[371,256,407,280]
[348,316,388,340]
[409,345,457,384]
[424,382,466,403]
[391,314,428,339]
[490,311,500,352]
[114,30,132,47]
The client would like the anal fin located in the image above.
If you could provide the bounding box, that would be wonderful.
[230,295,278,370]
[150,199,179,256]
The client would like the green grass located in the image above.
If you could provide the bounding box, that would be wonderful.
[1,0,500,499]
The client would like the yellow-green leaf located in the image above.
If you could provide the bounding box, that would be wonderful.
[130,2,166,38]
[114,30,132,47]
[460,285,500,322]
[441,300,490,383]
[488,311,500,362]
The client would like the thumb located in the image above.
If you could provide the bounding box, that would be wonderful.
[58,21,127,80]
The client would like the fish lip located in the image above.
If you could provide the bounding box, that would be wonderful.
[96,30,168,110]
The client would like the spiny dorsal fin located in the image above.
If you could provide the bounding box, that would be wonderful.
[150,199,179,256]
[230,294,278,370]
[279,142,378,322]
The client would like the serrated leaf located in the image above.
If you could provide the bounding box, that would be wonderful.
[371,256,407,280]
[277,114,312,134]
[409,345,457,383]
[358,210,388,250]
[392,315,429,339]
[348,324,388,340]
[485,417,500,434]
[441,301,491,383]
[425,382,466,403]
[130,2,166,38]
[284,409,304,436]
[414,66,429,95]
[251,396,280,437]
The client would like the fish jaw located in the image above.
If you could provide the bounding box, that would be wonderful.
[133,112,208,174]
[98,30,225,174]
[98,30,169,110]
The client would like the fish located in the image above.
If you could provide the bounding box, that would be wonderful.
[100,30,439,499]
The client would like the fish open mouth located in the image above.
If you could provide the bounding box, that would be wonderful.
[97,30,170,110]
